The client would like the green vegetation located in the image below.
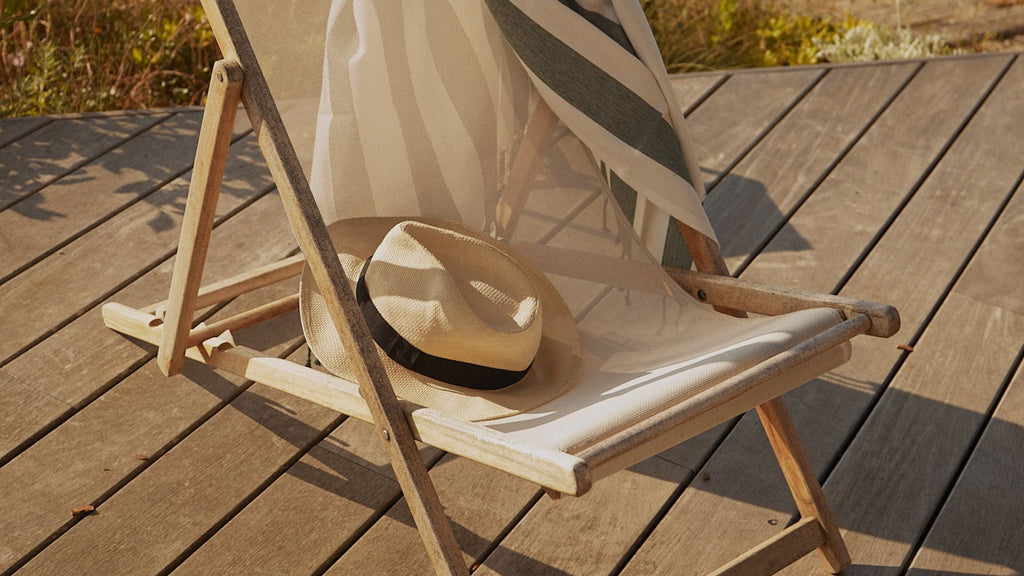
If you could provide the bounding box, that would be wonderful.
[642,0,958,72]
[1,0,217,117]
[1,0,959,117]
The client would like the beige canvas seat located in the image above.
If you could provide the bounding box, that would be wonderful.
[102,1,900,574]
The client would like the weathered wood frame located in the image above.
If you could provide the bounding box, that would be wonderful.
[100,2,901,574]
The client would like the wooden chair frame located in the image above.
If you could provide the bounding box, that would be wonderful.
[102,2,900,574]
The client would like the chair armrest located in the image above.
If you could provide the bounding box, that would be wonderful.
[663,267,900,338]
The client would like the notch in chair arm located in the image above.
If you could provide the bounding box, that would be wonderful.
[663,267,900,338]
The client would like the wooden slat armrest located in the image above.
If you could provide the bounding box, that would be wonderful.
[664,267,900,338]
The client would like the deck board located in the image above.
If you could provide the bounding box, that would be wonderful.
[742,55,1013,292]
[781,162,1024,575]
[170,418,443,576]
[0,195,300,573]
[905,363,1024,576]
[663,67,824,267]
[1,54,1022,576]
[705,62,918,273]
[0,133,273,366]
[625,54,1024,576]
[0,112,207,284]
[0,117,49,149]
[0,115,169,213]
[0,184,289,465]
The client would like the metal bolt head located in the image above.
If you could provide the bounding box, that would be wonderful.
[381,429,390,442]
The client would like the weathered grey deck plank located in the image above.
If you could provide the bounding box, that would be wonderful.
[0,115,168,212]
[0,133,273,367]
[170,418,444,576]
[662,67,824,267]
[741,55,1013,292]
[0,112,208,284]
[669,73,726,115]
[705,62,917,272]
[682,68,824,188]
[0,142,277,465]
[781,168,1024,576]
[1,56,1022,576]
[0,193,301,573]
[324,453,539,575]
[622,54,1024,575]
[905,363,1024,576]
[10,342,324,576]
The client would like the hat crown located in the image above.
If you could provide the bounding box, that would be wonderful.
[365,221,542,372]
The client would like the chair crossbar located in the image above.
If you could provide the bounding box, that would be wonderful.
[665,267,900,338]
[710,517,826,576]
[578,314,870,472]
[102,302,591,496]
[185,293,299,347]
[143,254,305,316]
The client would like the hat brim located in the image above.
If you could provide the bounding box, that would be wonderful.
[299,217,582,422]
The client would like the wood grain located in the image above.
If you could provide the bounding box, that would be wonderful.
[159,60,245,376]
[0,278,306,573]
[711,517,824,576]
[742,55,1012,292]
[905,364,1024,576]
[170,418,443,576]
[781,298,1024,575]
[668,73,726,115]
[662,67,823,267]
[325,454,539,576]
[683,68,824,188]
[0,115,168,212]
[0,188,293,464]
[703,62,917,273]
[622,54,1024,576]
[0,117,48,149]
[0,131,274,366]
[0,112,207,283]
[780,127,1024,574]
[473,457,691,576]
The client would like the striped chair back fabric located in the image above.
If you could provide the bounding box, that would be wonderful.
[231,0,737,395]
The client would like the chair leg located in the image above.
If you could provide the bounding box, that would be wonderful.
[756,398,851,574]
[157,59,244,377]
[397,462,470,576]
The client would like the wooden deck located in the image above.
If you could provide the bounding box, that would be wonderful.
[1,53,1022,576]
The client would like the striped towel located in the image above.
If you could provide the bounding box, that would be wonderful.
[483,0,717,243]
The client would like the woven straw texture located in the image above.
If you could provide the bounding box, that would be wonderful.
[300,218,582,421]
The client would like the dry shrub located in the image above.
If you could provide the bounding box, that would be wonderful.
[1,0,218,116]
[642,0,777,72]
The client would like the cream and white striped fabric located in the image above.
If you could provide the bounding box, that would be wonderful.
[481,0,714,242]
[232,0,849,449]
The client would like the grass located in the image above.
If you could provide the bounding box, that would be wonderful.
[0,0,217,117]
[641,0,958,73]
[0,0,958,117]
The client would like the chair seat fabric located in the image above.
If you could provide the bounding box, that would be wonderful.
[483,306,847,453]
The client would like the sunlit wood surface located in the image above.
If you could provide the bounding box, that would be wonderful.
[1,53,1021,576]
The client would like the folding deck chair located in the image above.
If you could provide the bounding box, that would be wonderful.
[102,1,900,574]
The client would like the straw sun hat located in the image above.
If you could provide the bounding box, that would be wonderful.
[299,217,582,421]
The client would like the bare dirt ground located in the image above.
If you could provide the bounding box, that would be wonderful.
[780,0,1024,52]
